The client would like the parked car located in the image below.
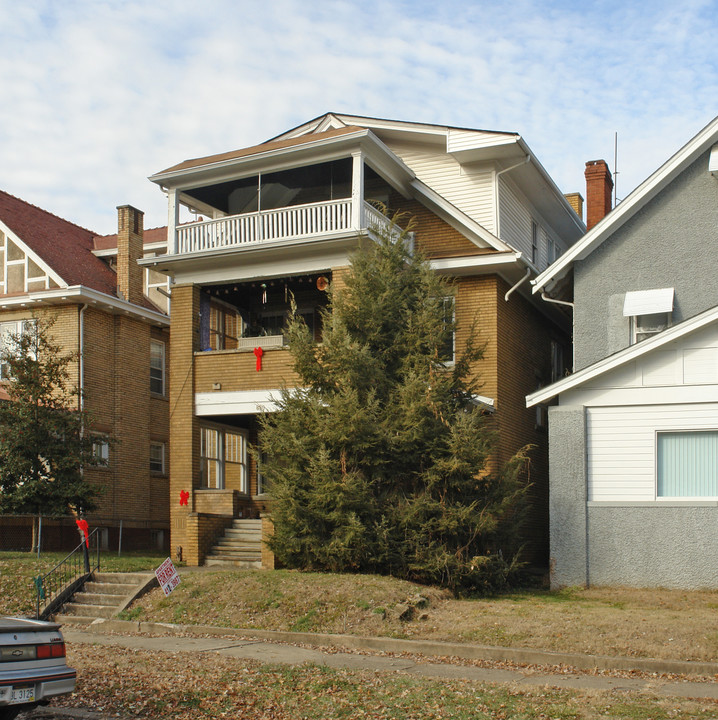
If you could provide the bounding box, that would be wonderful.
[0,617,76,720]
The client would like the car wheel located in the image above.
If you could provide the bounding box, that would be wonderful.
[0,707,22,720]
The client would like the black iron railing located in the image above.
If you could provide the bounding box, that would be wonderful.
[35,528,100,619]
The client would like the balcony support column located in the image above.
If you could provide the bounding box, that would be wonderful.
[168,187,180,254]
[351,151,364,231]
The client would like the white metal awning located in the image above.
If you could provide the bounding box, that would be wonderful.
[623,288,674,317]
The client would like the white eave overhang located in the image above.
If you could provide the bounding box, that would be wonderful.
[429,251,521,275]
[149,129,417,199]
[195,389,281,415]
[532,115,718,295]
[0,286,169,326]
[526,303,718,407]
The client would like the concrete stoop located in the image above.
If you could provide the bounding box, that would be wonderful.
[204,518,263,569]
[54,572,157,626]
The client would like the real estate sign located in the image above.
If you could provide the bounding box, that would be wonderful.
[155,557,181,597]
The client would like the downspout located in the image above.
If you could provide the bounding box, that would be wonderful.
[540,292,574,310]
[540,291,576,371]
[504,267,531,302]
[79,304,88,413]
[494,154,531,239]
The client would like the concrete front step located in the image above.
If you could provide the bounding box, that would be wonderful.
[62,603,117,618]
[204,558,263,569]
[83,581,137,595]
[73,592,126,605]
[205,550,261,557]
[231,519,262,528]
[53,571,158,623]
[93,572,155,585]
[223,530,262,540]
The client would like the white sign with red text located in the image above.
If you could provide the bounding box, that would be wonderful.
[155,557,181,597]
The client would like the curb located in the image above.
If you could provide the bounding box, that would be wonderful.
[79,618,718,677]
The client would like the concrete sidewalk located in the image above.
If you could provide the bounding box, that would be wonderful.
[63,620,718,702]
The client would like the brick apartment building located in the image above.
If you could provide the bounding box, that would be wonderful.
[0,192,170,551]
[142,113,586,567]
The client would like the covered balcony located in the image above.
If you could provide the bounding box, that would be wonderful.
[165,157,398,256]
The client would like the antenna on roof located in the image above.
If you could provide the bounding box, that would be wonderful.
[613,131,619,206]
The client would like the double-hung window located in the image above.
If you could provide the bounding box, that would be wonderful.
[150,442,165,474]
[0,319,34,379]
[624,288,674,345]
[200,426,248,493]
[209,301,239,350]
[657,430,718,498]
[150,340,165,395]
[91,437,110,466]
[440,297,455,364]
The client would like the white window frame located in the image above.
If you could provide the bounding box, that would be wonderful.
[150,441,165,474]
[624,288,674,345]
[200,424,248,493]
[655,429,718,500]
[91,437,110,466]
[150,339,165,395]
[0,319,35,380]
[631,313,671,344]
[441,296,455,365]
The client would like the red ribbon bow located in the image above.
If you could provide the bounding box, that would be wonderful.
[75,519,89,547]
[253,346,264,371]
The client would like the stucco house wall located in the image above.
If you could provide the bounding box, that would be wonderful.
[573,150,718,371]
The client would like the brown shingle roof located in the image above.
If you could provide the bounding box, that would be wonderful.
[0,191,118,295]
[156,126,364,175]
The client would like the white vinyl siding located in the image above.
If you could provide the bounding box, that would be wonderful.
[498,176,531,257]
[387,142,496,232]
[587,403,718,501]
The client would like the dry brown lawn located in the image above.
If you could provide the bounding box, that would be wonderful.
[127,569,718,663]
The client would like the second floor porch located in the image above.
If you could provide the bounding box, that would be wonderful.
[176,197,391,256]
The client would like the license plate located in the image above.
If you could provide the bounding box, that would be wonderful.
[10,686,35,704]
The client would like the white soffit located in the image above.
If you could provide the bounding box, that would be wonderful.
[623,288,674,316]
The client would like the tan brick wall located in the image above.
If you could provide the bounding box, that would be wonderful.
[0,302,170,546]
[169,285,201,559]
[495,279,569,565]
[194,348,298,393]
[184,513,234,566]
[389,194,496,259]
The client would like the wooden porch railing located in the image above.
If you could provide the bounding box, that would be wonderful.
[176,199,391,254]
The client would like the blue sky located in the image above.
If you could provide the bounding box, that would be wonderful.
[1,0,717,233]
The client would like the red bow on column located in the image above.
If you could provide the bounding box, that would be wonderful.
[179,490,190,506]
[75,518,89,548]
[253,346,264,371]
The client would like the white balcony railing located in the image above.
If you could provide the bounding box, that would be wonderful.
[175,198,393,255]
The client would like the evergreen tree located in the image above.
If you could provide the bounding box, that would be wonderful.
[0,317,99,518]
[259,214,530,594]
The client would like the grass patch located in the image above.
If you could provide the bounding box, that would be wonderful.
[56,643,718,720]
[0,550,166,617]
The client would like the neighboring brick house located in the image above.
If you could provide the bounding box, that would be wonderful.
[141,113,585,567]
[0,192,170,551]
[527,115,718,589]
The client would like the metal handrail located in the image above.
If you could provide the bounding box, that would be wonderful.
[35,528,101,619]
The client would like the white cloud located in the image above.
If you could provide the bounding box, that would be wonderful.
[0,0,717,231]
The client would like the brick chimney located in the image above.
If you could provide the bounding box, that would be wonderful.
[584,160,613,230]
[564,192,584,221]
[116,205,144,305]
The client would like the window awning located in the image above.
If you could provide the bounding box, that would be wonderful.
[623,288,674,317]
